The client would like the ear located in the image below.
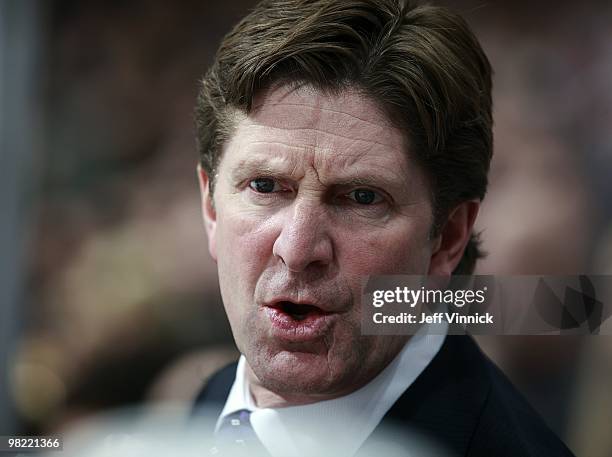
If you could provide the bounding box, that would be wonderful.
[197,164,217,262]
[428,200,480,276]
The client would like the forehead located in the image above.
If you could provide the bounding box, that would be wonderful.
[221,84,414,180]
[251,84,400,140]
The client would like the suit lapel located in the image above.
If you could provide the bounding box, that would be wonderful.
[359,336,491,456]
[192,361,239,426]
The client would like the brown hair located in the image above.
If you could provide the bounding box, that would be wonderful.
[196,0,492,274]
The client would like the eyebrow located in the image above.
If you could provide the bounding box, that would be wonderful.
[230,157,407,192]
[229,157,299,185]
[330,176,404,189]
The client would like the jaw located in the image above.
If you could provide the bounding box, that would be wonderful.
[244,347,352,407]
[242,324,407,408]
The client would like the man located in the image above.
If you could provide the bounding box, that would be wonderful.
[192,1,575,456]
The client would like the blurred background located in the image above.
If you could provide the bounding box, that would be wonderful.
[1,0,611,455]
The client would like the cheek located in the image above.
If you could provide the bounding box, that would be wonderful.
[217,206,277,272]
[215,206,279,317]
[340,222,432,275]
[214,208,277,350]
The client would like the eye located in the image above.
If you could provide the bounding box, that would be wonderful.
[249,177,281,193]
[348,188,383,205]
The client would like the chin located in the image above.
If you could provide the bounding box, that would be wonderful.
[251,348,350,397]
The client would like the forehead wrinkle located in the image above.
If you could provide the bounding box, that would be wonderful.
[249,86,404,146]
[251,102,394,131]
[241,123,405,156]
[246,140,308,151]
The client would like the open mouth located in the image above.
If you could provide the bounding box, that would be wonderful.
[274,301,327,321]
[264,300,336,341]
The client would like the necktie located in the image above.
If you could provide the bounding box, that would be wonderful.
[212,409,270,456]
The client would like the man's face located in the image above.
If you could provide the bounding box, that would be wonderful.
[201,84,438,402]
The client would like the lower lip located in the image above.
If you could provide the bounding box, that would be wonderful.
[264,306,336,342]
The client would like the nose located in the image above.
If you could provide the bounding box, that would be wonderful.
[272,200,334,273]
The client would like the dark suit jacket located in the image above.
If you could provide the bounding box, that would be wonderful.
[192,336,576,456]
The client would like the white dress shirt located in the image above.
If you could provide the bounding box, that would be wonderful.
[216,320,448,457]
